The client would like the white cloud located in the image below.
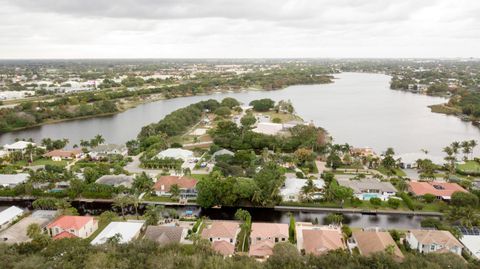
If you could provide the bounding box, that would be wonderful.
[0,0,479,58]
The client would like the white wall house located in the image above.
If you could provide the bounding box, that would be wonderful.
[47,216,98,239]
[0,206,24,231]
[406,230,463,256]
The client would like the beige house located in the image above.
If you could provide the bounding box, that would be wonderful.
[298,224,345,255]
[47,216,98,239]
[249,223,289,259]
[201,221,240,256]
[349,230,404,261]
[406,229,463,256]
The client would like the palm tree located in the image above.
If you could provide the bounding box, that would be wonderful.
[113,195,132,220]
[301,179,316,202]
[25,143,35,164]
[94,134,105,145]
[170,184,181,199]
[131,195,140,220]
[469,140,477,159]
[443,146,456,179]
[461,141,471,161]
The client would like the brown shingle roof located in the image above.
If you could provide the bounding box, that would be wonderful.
[154,176,197,192]
[352,230,404,261]
[409,229,462,249]
[201,221,239,239]
[302,229,345,255]
[143,226,183,245]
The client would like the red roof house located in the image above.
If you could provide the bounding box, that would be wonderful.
[408,181,468,200]
[43,149,83,161]
[154,176,198,197]
[47,216,98,239]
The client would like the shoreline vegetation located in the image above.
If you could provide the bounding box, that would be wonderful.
[0,66,334,134]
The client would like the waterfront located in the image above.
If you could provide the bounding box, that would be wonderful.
[1,72,479,157]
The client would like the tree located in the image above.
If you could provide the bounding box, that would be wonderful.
[294,148,315,166]
[325,213,343,225]
[132,172,154,194]
[27,223,42,239]
[326,152,342,170]
[113,195,133,220]
[249,98,275,112]
[451,191,479,208]
[99,211,116,224]
[369,197,382,208]
[170,184,181,199]
[267,242,303,269]
[214,106,231,117]
[387,198,400,209]
[235,209,252,252]
[220,97,240,108]
[144,205,163,225]
[288,213,296,244]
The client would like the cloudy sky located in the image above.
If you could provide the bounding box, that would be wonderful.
[0,0,479,59]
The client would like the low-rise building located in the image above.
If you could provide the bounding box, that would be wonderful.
[408,181,468,200]
[0,173,29,188]
[43,149,83,161]
[3,141,36,153]
[143,225,185,246]
[89,144,128,159]
[337,178,397,201]
[349,230,404,261]
[46,216,98,239]
[280,176,324,201]
[96,174,135,188]
[406,229,463,256]
[154,176,197,198]
[0,206,24,230]
[91,221,144,245]
[201,221,240,256]
[297,224,345,255]
[249,223,289,259]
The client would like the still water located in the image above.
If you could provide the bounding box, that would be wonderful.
[1,72,478,157]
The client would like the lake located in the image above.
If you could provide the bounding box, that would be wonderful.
[1,72,478,158]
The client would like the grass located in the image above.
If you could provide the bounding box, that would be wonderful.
[190,174,210,181]
[376,166,406,177]
[14,158,68,167]
[259,111,303,123]
[428,104,461,115]
[457,161,480,173]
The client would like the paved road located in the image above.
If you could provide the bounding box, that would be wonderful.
[124,154,165,175]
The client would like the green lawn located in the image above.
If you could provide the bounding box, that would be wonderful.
[15,158,68,167]
[190,174,210,181]
[376,166,406,177]
[457,161,480,173]
[260,111,302,123]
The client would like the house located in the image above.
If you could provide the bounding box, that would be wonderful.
[297,224,345,255]
[0,210,56,244]
[154,176,198,198]
[143,225,185,246]
[252,122,284,135]
[0,206,24,230]
[91,221,144,245]
[156,148,194,161]
[406,229,463,256]
[457,227,480,259]
[43,149,83,161]
[350,147,377,158]
[337,178,397,201]
[0,173,29,188]
[349,230,404,261]
[280,176,324,201]
[201,221,240,256]
[408,181,468,200]
[46,215,98,239]
[3,141,36,153]
[249,223,289,259]
[96,174,135,188]
[89,144,128,159]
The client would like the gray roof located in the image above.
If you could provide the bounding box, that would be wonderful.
[96,174,134,188]
[337,178,397,194]
[143,226,184,245]
[91,144,127,153]
[0,174,29,186]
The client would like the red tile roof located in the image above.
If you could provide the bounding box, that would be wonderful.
[154,176,197,192]
[53,231,78,240]
[47,216,93,230]
[201,221,240,239]
[43,149,82,158]
[408,181,467,197]
[212,240,235,256]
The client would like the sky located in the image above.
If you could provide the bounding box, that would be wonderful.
[0,0,479,59]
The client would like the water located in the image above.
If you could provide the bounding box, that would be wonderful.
[1,72,479,158]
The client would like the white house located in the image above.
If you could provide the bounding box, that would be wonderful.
[3,141,36,153]
[0,174,29,188]
[46,216,98,239]
[0,206,24,230]
[406,229,463,256]
[460,234,480,259]
[337,178,397,201]
[91,221,144,245]
[89,144,128,159]
[156,148,193,161]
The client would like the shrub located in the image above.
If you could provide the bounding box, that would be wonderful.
[272,117,282,123]
[451,191,479,207]
[399,192,415,210]
[350,197,363,208]
[295,171,305,179]
[387,198,400,209]
[369,197,382,207]
[422,194,436,203]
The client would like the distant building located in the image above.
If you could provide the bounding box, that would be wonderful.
[337,178,397,201]
[3,141,36,153]
[0,206,24,230]
[406,229,463,256]
[156,148,194,161]
[89,144,128,159]
[0,173,29,188]
[43,149,83,161]
[408,181,467,200]
[46,216,98,239]
[91,221,144,245]
[95,174,135,188]
[154,176,198,198]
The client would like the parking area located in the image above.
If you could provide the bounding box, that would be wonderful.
[0,210,57,244]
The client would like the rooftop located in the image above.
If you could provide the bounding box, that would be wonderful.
[337,178,397,194]
[302,228,345,255]
[91,221,144,245]
[154,176,197,192]
[202,221,239,239]
[156,148,193,160]
[96,174,135,188]
[43,149,82,158]
[0,174,29,186]
[47,216,94,230]
[408,181,467,198]
[212,240,235,256]
[143,226,183,245]
[352,230,404,261]
[409,229,462,249]
[250,222,289,239]
[0,206,23,226]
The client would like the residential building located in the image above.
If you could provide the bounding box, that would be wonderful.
[201,221,240,256]
[143,225,185,246]
[156,148,194,161]
[349,230,404,261]
[406,229,463,256]
[337,178,397,201]
[408,181,467,200]
[46,216,98,239]
[91,221,144,245]
[154,176,198,198]
[297,224,345,255]
[0,173,29,188]
[96,174,135,188]
[249,223,289,259]
[280,176,324,201]
[3,141,36,153]
[0,206,24,230]
[43,149,83,161]
[89,144,128,159]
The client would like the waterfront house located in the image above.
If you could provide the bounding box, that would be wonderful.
[154,176,198,198]
[249,223,289,259]
[156,148,194,161]
[201,221,240,256]
[89,144,128,159]
[143,225,185,246]
[96,174,135,188]
[457,227,480,259]
[280,176,324,202]
[408,181,467,200]
[43,149,83,161]
[47,216,98,239]
[0,173,29,188]
[337,178,397,201]
[3,141,36,153]
[297,223,345,255]
[0,206,24,231]
[406,229,463,256]
[349,230,404,261]
[91,221,144,245]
